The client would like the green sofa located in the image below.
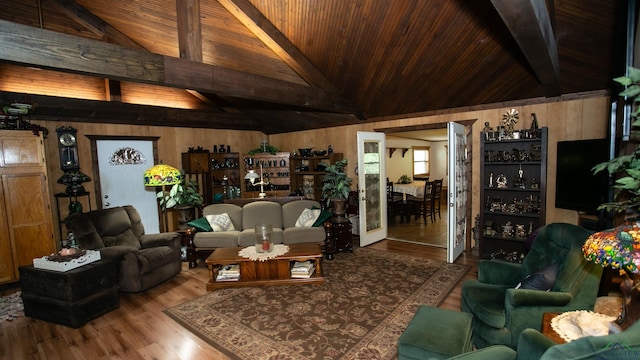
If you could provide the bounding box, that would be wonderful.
[447,319,640,359]
[461,223,603,348]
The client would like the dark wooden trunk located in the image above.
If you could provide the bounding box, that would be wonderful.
[19,260,120,328]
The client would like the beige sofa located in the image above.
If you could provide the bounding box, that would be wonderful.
[185,199,327,267]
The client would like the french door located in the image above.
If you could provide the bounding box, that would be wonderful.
[357,131,387,246]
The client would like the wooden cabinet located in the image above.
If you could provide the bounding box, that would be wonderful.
[0,130,56,284]
[290,153,343,201]
[243,152,290,198]
[182,150,213,204]
[479,128,547,260]
[211,152,241,201]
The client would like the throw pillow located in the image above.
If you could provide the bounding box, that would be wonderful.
[187,217,213,232]
[516,263,559,291]
[313,209,333,227]
[295,208,322,227]
[205,213,236,232]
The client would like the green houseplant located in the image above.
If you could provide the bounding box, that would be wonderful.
[157,178,204,228]
[592,66,640,214]
[321,159,353,215]
[157,178,204,210]
[588,67,640,330]
[398,174,412,184]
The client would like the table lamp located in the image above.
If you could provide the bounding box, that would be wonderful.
[244,165,267,198]
[583,223,640,331]
[144,163,182,232]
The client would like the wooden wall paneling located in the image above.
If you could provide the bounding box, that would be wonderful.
[0,64,107,100]
[25,95,611,242]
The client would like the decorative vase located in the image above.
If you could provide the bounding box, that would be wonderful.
[331,198,347,217]
[174,206,195,230]
[255,224,273,253]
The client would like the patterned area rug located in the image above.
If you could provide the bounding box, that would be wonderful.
[0,291,24,322]
[165,247,469,360]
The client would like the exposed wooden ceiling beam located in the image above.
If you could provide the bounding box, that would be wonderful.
[218,0,337,92]
[0,20,358,114]
[176,0,203,62]
[50,0,146,50]
[54,0,218,109]
[0,91,258,129]
[491,0,560,96]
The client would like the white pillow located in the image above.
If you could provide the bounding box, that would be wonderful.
[295,208,321,228]
[205,213,236,232]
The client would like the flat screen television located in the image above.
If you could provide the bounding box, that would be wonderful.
[555,138,610,213]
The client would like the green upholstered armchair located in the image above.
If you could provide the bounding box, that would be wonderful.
[447,319,640,360]
[461,223,603,349]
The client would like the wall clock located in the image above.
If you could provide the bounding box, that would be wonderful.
[56,126,80,170]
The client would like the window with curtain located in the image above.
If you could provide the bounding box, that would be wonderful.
[413,146,430,177]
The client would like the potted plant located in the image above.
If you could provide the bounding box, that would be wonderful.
[321,159,353,216]
[588,66,640,330]
[398,174,412,184]
[592,66,640,215]
[157,178,204,228]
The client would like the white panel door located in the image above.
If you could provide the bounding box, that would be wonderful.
[96,140,160,233]
[357,131,387,246]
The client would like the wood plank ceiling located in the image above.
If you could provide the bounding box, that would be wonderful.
[0,0,624,134]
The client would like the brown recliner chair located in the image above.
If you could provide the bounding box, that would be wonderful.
[66,205,182,292]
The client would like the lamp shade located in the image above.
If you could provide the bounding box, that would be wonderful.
[144,163,182,186]
[244,169,260,184]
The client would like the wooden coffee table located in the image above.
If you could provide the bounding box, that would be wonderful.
[205,243,325,291]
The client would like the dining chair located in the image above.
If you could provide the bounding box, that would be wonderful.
[387,179,403,222]
[432,179,443,220]
[408,181,435,224]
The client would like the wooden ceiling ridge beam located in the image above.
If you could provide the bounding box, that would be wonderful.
[491,0,560,96]
[0,20,358,114]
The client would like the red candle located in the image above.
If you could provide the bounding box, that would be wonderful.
[262,239,270,251]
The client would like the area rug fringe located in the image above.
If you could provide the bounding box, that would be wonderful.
[165,247,469,360]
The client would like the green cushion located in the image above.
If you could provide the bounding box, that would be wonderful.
[398,306,473,360]
[461,281,507,329]
[312,209,333,227]
[187,217,213,232]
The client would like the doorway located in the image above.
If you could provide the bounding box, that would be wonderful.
[87,135,161,233]
[377,121,474,253]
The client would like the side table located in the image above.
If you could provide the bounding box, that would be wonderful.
[19,259,120,328]
[324,217,353,260]
[541,312,565,344]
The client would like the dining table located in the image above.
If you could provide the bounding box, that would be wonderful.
[393,180,426,199]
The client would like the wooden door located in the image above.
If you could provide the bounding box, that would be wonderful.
[0,131,55,282]
[2,173,55,267]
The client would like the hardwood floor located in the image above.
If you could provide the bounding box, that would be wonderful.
[1,237,478,360]
[387,198,448,247]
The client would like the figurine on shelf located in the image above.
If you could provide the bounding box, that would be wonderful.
[502,221,514,237]
[496,173,508,188]
[530,113,540,133]
[513,165,526,189]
